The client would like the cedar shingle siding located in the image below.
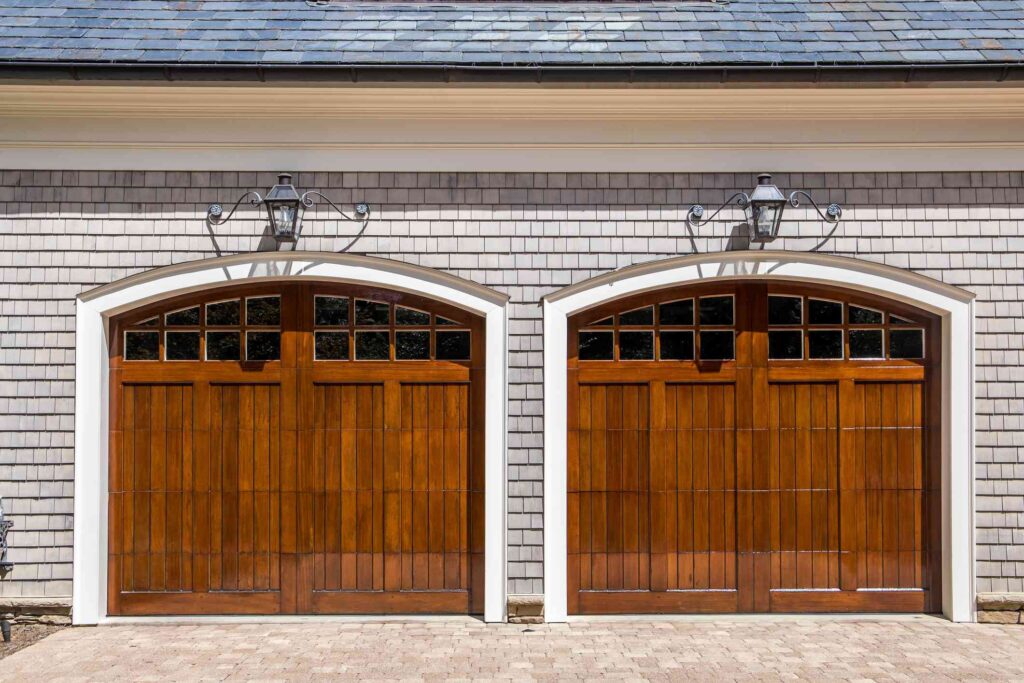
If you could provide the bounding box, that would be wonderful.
[0,169,1021,598]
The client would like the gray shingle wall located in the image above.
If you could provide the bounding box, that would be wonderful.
[0,169,1022,598]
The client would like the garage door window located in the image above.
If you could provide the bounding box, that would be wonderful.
[576,294,735,362]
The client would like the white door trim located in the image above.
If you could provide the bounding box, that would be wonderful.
[72,252,509,624]
[542,250,975,623]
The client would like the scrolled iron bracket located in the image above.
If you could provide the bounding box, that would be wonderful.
[0,497,13,573]
[300,191,370,224]
[206,191,263,225]
[788,190,842,223]
[685,191,751,230]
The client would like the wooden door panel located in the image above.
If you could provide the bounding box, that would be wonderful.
[567,280,939,615]
[764,382,841,602]
[661,383,737,593]
[207,383,283,595]
[308,381,473,614]
[111,383,195,597]
[110,381,286,616]
[850,382,927,592]
[110,283,483,616]
[309,383,384,595]
[569,384,651,612]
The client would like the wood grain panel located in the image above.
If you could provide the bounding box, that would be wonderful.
[567,280,939,615]
[767,383,839,591]
[850,381,927,592]
[113,383,195,595]
[569,384,650,598]
[109,282,484,616]
[310,383,384,593]
[662,383,737,592]
[208,383,283,594]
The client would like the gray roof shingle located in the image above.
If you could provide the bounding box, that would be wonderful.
[0,0,1023,68]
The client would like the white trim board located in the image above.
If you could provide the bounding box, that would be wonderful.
[72,252,509,625]
[542,250,976,623]
[1,86,1023,171]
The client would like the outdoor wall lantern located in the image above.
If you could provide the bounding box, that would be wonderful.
[686,173,842,243]
[207,173,370,244]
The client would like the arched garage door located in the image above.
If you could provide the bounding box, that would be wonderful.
[108,283,484,615]
[567,281,941,614]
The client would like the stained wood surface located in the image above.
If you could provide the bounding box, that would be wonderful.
[568,281,940,615]
[108,283,484,616]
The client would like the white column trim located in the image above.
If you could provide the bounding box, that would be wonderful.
[72,252,508,624]
[542,250,975,623]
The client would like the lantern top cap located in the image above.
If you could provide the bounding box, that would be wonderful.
[750,173,785,203]
[266,173,300,202]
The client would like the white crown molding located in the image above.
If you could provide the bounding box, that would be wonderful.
[3,85,1024,120]
[2,85,1022,171]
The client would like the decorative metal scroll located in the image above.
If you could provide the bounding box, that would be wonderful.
[0,498,13,572]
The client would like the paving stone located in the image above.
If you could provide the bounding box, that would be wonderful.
[3,618,1024,681]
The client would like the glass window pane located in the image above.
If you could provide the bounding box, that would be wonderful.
[436,331,471,361]
[659,300,693,326]
[396,330,430,359]
[435,316,460,326]
[699,296,734,326]
[808,330,843,359]
[578,331,613,360]
[395,306,430,326]
[206,331,240,361]
[165,331,200,361]
[890,314,916,325]
[808,299,842,325]
[588,316,613,327]
[246,331,281,361]
[619,331,654,360]
[699,331,734,360]
[124,331,159,360]
[166,305,200,326]
[314,331,349,361]
[660,331,694,360]
[768,330,803,360]
[849,329,884,359]
[206,300,240,326]
[768,296,802,326]
[355,299,390,326]
[619,306,654,326]
[246,296,280,326]
[849,305,883,325]
[135,316,158,327]
[889,329,924,359]
[315,296,349,327]
[355,331,390,360]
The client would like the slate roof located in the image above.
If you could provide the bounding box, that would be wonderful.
[1,0,1023,69]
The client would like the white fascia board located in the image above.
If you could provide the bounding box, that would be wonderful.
[1,86,1023,172]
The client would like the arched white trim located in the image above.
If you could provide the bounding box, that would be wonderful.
[73,252,509,624]
[542,251,975,623]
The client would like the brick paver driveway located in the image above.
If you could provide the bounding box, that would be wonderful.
[2,616,1023,681]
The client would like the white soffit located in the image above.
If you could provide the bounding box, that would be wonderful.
[1,85,1023,171]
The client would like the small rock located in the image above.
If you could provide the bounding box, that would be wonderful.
[976,593,1024,611]
[976,610,1021,624]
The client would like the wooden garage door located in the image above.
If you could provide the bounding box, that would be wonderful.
[109,283,484,615]
[568,281,940,614]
